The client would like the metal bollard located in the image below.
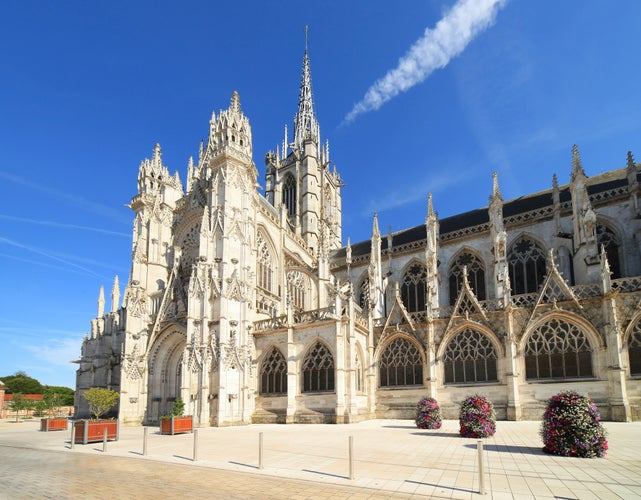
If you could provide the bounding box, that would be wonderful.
[143,426,148,456]
[193,429,198,462]
[477,439,486,495]
[70,424,75,450]
[259,432,264,469]
[103,427,108,453]
[349,435,354,480]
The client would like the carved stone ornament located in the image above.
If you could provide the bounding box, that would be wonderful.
[127,284,148,318]
[122,343,145,380]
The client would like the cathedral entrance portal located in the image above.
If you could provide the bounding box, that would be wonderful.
[147,329,186,423]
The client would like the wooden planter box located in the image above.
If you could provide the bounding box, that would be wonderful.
[160,415,193,435]
[40,417,68,432]
[73,419,119,444]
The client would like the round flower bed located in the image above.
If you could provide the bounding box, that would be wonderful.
[541,391,608,458]
[459,395,496,438]
[415,397,442,429]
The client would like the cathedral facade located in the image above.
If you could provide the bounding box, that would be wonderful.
[75,48,641,426]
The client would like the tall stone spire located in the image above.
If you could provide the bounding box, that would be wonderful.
[488,173,509,303]
[293,26,320,150]
[424,194,440,314]
[97,285,105,318]
[368,213,384,318]
[111,275,120,313]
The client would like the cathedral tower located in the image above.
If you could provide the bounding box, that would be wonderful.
[265,38,342,255]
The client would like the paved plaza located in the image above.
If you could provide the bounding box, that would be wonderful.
[1,418,640,499]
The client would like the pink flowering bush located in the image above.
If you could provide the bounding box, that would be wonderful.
[541,391,608,458]
[415,397,442,429]
[459,395,496,438]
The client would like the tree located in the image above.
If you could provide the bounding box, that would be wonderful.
[44,386,74,406]
[0,372,44,394]
[8,393,36,422]
[83,388,119,420]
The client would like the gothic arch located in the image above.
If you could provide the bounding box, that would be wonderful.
[399,259,427,313]
[520,312,601,381]
[375,333,425,388]
[596,216,624,278]
[256,227,278,294]
[447,248,487,305]
[147,327,186,421]
[282,173,297,217]
[301,339,335,393]
[354,342,366,393]
[624,313,641,376]
[438,323,503,359]
[507,233,547,295]
[258,344,288,395]
[438,323,501,385]
[285,266,315,310]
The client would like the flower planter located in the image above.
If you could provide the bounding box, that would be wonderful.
[73,419,119,444]
[40,417,68,432]
[160,415,193,435]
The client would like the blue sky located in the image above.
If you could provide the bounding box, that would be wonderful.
[1,1,640,389]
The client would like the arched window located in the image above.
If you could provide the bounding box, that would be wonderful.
[260,347,287,395]
[401,263,427,312]
[355,350,364,393]
[443,328,498,384]
[448,252,486,305]
[286,270,305,309]
[524,318,593,380]
[256,233,273,293]
[597,225,622,279]
[627,319,641,376]
[379,337,423,387]
[508,238,546,295]
[359,277,370,311]
[282,174,296,217]
[302,342,334,393]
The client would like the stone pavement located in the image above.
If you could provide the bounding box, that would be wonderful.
[1,418,640,499]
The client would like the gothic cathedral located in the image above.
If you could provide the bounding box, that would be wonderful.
[75,46,641,425]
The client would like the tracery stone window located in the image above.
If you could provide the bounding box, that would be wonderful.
[257,233,274,293]
[448,252,486,305]
[355,351,364,393]
[282,174,296,217]
[302,342,334,393]
[627,320,641,376]
[359,277,370,311]
[443,329,498,384]
[401,263,427,313]
[524,318,593,380]
[597,225,622,279]
[260,347,287,395]
[379,337,423,387]
[179,223,201,282]
[508,238,546,295]
[286,270,305,310]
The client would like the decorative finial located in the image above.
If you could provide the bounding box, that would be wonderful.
[305,25,309,53]
[492,171,502,199]
[372,212,380,237]
[627,151,636,171]
[571,144,586,180]
[427,193,434,217]
[552,173,558,189]
[230,91,241,113]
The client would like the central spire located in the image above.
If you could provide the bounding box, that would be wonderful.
[294,26,320,150]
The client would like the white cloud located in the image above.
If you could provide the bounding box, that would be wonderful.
[345,0,507,123]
